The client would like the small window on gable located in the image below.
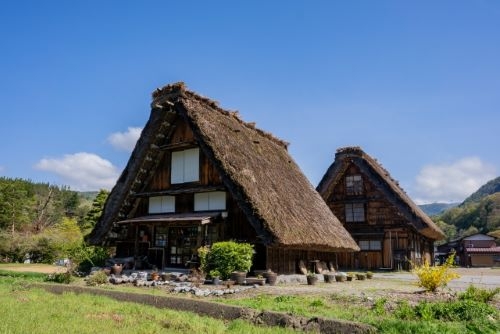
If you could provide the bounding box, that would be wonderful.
[149,196,175,214]
[171,148,199,184]
[359,240,381,251]
[194,192,226,211]
[345,203,365,222]
[346,175,363,195]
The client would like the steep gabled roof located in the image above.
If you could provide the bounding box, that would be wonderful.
[317,146,445,240]
[87,83,359,252]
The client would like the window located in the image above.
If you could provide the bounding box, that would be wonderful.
[345,203,365,222]
[194,192,226,211]
[359,240,381,251]
[346,174,363,195]
[171,148,199,184]
[149,196,175,214]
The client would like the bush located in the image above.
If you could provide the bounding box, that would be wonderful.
[86,270,109,286]
[411,253,459,292]
[44,272,73,284]
[200,241,254,280]
[459,284,500,303]
[394,297,499,329]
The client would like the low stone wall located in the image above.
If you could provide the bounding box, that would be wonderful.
[37,284,376,334]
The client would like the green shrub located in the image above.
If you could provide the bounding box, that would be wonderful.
[44,271,73,284]
[201,241,254,280]
[86,270,109,286]
[407,299,498,322]
[459,284,500,303]
[393,300,416,320]
[372,298,387,315]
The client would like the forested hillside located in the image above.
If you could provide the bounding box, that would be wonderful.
[433,177,500,242]
[0,177,108,265]
[419,202,459,216]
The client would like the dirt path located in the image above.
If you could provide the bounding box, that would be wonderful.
[0,263,67,274]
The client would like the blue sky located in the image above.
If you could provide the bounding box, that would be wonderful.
[0,1,499,204]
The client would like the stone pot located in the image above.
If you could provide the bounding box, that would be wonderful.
[306,275,318,285]
[324,273,335,283]
[230,271,247,285]
[263,271,278,286]
[335,274,346,282]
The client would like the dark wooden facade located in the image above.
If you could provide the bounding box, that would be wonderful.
[89,84,359,274]
[111,121,267,269]
[318,147,444,270]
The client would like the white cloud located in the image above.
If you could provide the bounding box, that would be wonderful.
[107,127,142,152]
[414,157,496,204]
[34,152,120,191]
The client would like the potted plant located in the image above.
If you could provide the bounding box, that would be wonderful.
[335,272,346,282]
[200,241,254,283]
[356,273,366,280]
[263,269,278,286]
[366,271,374,279]
[306,271,318,285]
[209,269,221,285]
[346,272,354,281]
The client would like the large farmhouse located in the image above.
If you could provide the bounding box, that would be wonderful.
[317,147,445,270]
[87,83,359,273]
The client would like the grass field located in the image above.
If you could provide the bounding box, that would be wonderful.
[1,264,499,334]
[0,276,295,334]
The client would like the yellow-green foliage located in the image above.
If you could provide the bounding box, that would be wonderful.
[412,253,460,292]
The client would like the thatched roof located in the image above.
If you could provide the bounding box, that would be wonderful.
[87,83,359,252]
[317,146,445,240]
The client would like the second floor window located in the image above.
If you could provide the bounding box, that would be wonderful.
[171,148,199,184]
[149,196,175,214]
[345,203,365,222]
[194,191,226,211]
[346,175,363,195]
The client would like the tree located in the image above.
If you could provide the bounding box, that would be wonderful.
[80,189,109,234]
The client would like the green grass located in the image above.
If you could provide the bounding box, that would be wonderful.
[0,277,295,334]
[217,293,500,334]
[2,267,498,334]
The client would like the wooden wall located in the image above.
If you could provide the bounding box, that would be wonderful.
[324,164,436,270]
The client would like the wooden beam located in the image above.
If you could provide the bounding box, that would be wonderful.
[132,185,226,197]
[159,141,197,151]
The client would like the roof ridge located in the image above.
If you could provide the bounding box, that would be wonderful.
[152,82,289,149]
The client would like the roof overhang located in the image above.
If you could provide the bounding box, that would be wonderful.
[116,212,222,225]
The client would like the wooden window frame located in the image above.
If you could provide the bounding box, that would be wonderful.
[346,174,364,195]
[345,203,365,222]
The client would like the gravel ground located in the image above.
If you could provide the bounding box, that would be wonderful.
[216,268,500,309]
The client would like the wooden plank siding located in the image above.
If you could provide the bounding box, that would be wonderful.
[322,163,434,270]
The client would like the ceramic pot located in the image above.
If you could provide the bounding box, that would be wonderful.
[111,263,123,275]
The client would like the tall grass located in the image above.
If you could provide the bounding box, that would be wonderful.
[218,292,500,334]
[0,278,294,334]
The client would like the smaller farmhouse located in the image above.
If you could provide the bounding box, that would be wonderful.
[87,83,359,274]
[437,233,500,267]
[317,147,445,270]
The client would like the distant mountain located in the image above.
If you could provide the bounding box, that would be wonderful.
[461,176,500,205]
[419,202,459,216]
[435,176,500,240]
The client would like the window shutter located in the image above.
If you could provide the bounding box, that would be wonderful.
[183,148,199,182]
[171,151,184,184]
